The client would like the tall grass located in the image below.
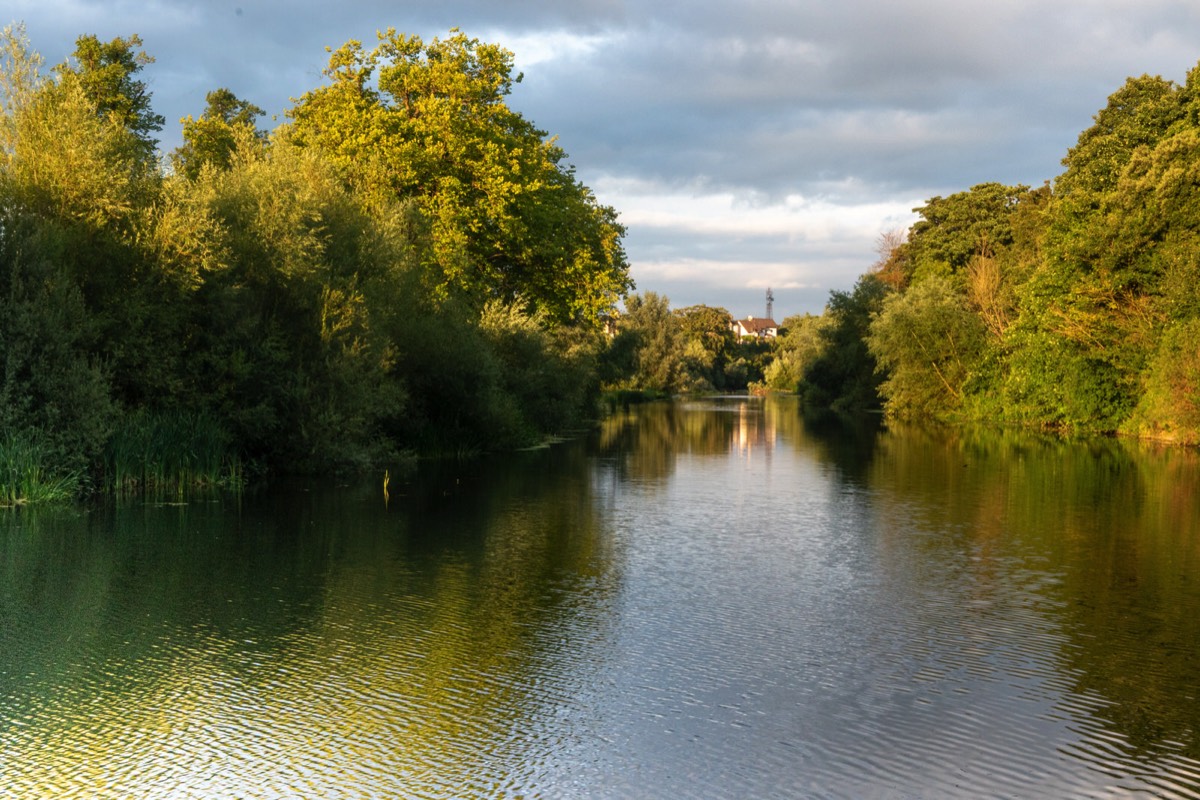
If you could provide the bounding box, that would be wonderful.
[0,433,80,506]
[105,410,243,496]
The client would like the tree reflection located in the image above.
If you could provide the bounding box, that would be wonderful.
[8,406,1200,794]
[593,397,825,485]
[0,442,622,797]
[866,423,1200,763]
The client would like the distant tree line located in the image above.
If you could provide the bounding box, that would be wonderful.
[600,292,774,397]
[0,25,631,498]
[761,64,1200,443]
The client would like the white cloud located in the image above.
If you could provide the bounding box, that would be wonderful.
[488,29,614,70]
[597,176,920,247]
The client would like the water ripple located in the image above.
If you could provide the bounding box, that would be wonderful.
[3,411,1200,797]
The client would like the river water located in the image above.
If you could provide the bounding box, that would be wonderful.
[2,397,1200,798]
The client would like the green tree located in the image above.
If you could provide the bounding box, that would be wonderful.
[800,275,889,413]
[286,29,631,324]
[0,25,639,481]
[1046,73,1186,311]
[1,28,150,231]
[0,25,179,411]
[1126,319,1200,443]
[903,182,1031,285]
[608,292,684,394]
[479,301,602,442]
[53,33,165,165]
[868,276,987,419]
[1006,76,1197,434]
[763,313,831,393]
[173,88,266,179]
[0,210,117,479]
[179,136,408,469]
[1057,74,1183,200]
[675,304,735,390]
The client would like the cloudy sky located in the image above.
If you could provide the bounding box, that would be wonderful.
[8,1,1200,318]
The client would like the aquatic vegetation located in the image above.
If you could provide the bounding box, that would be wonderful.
[104,410,242,495]
[0,433,79,505]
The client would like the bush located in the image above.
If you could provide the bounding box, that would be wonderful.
[1125,319,1200,443]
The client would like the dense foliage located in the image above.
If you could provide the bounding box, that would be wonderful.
[601,294,772,397]
[768,62,1200,442]
[0,25,631,498]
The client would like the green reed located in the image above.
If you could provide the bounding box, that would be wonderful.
[104,410,243,496]
[0,433,79,505]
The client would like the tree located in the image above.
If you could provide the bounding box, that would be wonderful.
[1,27,149,231]
[0,208,117,478]
[173,88,266,179]
[608,292,684,394]
[868,276,987,419]
[675,304,735,390]
[286,29,631,325]
[178,136,409,468]
[0,26,182,412]
[763,313,831,393]
[53,33,165,164]
[1056,74,1183,200]
[0,23,651,487]
[903,183,1031,285]
[800,274,889,413]
[1126,319,1200,443]
[1012,80,1199,433]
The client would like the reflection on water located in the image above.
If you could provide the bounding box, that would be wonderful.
[869,424,1200,777]
[2,397,1200,798]
[0,450,619,798]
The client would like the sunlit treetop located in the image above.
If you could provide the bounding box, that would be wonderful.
[286,28,631,326]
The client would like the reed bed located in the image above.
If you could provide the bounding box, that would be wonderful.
[105,411,243,496]
[0,433,79,505]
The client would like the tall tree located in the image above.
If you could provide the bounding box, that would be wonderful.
[286,29,631,325]
[1056,74,1183,200]
[54,34,165,164]
[173,88,266,179]
[903,182,1031,285]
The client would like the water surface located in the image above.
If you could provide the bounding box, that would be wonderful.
[2,397,1200,798]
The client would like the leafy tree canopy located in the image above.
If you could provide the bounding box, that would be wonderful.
[286,28,631,325]
[173,88,266,179]
[1057,74,1183,200]
[53,33,164,164]
[904,182,1031,285]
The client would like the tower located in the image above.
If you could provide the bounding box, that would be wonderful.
[766,287,774,321]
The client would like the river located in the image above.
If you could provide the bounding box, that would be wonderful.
[2,396,1200,798]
